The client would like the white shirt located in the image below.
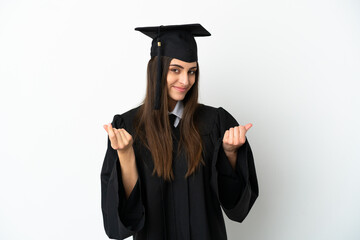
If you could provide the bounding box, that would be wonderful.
[168,101,183,128]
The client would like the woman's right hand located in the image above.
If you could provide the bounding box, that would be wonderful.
[103,123,138,198]
[103,123,134,154]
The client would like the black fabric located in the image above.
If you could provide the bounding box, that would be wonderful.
[168,114,177,128]
[100,104,259,240]
[135,23,211,62]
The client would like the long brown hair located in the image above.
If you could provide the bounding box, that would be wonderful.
[134,56,203,181]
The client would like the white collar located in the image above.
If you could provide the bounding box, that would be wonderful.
[168,101,183,127]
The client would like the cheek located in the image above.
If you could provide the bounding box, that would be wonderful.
[189,76,196,87]
[166,76,172,92]
[166,73,176,87]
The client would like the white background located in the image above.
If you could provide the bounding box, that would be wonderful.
[1,0,359,239]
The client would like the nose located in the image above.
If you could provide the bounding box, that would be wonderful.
[178,72,189,86]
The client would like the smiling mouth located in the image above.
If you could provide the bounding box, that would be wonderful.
[173,86,186,92]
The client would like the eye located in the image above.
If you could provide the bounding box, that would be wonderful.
[189,70,197,75]
[170,68,180,73]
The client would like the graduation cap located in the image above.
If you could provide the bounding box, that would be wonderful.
[135,23,211,109]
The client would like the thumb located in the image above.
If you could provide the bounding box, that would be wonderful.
[103,124,109,132]
[244,123,253,131]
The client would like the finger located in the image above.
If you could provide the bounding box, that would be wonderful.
[107,123,119,147]
[223,130,229,142]
[118,129,129,146]
[107,123,115,136]
[228,128,234,144]
[239,125,246,144]
[114,128,125,148]
[122,129,133,143]
[103,124,108,132]
[245,123,253,131]
[234,126,240,145]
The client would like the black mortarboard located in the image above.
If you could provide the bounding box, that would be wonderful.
[135,23,211,109]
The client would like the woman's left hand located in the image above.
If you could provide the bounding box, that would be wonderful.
[222,124,253,168]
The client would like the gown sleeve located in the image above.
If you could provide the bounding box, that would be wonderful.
[100,114,145,239]
[210,107,259,223]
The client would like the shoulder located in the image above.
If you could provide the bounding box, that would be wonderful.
[196,104,236,135]
[196,103,234,120]
[195,104,229,134]
[111,105,142,132]
[196,103,217,117]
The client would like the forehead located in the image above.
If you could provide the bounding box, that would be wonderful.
[170,58,197,68]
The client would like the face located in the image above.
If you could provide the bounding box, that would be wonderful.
[166,58,197,111]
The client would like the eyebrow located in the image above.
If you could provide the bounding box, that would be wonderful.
[170,64,197,70]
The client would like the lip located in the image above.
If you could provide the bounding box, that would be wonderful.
[173,86,186,92]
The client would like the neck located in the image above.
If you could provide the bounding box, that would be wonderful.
[168,99,177,112]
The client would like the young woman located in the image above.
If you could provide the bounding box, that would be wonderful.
[101,24,258,240]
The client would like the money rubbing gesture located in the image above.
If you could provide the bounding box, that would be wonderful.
[103,123,134,155]
[222,123,253,169]
[103,123,138,198]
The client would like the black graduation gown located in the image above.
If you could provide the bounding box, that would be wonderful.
[101,104,259,240]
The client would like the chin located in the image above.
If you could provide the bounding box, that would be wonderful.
[174,96,186,101]
[169,93,186,101]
